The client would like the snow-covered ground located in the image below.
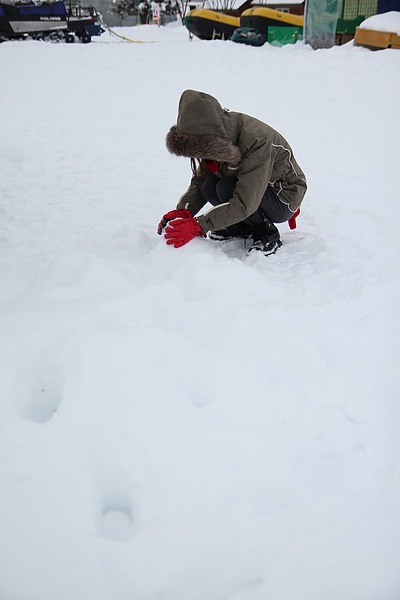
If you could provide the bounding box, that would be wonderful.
[1,23,400,600]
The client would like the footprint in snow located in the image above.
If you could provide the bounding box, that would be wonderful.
[12,337,66,423]
[99,494,137,542]
[95,467,139,542]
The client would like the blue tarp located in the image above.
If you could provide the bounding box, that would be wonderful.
[377,0,400,12]
[52,2,66,16]
[20,4,51,14]
[17,1,66,16]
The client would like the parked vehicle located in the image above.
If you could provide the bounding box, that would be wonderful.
[0,0,104,42]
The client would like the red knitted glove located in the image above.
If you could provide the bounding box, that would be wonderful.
[157,208,192,235]
[164,217,205,248]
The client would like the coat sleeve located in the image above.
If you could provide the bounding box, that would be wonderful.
[197,142,274,233]
[176,170,208,216]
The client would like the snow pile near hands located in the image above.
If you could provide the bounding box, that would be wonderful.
[359,11,400,34]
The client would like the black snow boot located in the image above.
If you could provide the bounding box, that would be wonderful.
[209,222,254,241]
[248,216,282,256]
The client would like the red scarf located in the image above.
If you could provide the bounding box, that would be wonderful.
[204,160,220,173]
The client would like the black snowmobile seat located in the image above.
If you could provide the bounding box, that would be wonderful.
[0,3,20,15]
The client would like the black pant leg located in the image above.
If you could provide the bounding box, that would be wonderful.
[201,174,293,232]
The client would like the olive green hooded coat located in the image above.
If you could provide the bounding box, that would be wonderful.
[166,90,307,234]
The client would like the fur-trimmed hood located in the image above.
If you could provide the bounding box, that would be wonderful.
[166,90,242,167]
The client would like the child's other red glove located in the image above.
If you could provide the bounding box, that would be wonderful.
[164,216,205,248]
[288,208,300,230]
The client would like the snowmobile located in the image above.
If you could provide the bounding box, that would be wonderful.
[0,0,104,42]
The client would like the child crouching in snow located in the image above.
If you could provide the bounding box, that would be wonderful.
[158,89,307,256]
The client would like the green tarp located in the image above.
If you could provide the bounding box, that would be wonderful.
[305,0,341,48]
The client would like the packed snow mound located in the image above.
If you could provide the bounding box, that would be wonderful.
[359,10,400,34]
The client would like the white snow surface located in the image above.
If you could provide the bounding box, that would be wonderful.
[1,24,400,600]
[359,11,400,34]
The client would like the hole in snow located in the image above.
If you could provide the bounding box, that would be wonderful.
[99,496,136,541]
[13,369,64,424]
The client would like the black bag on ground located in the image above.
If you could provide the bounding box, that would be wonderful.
[231,27,267,46]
